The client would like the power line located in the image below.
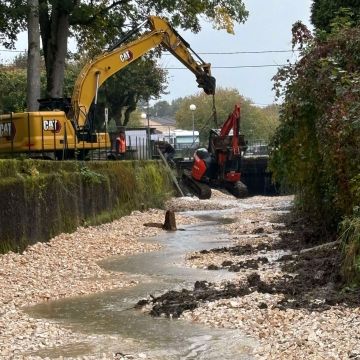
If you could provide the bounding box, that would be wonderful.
[0,48,300,54]
[164,49,299,55]
[202,50,299,54]
[0,49,26,53]
[165,64,289,69]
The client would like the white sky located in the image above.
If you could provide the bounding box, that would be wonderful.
[0,0,312,106]
[160,0,313,105]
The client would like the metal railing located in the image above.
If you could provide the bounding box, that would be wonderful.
[1,115,270,161]
[243,139,269,157]
[0,114,155,161]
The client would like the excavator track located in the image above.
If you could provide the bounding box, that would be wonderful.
[182,170,212,199]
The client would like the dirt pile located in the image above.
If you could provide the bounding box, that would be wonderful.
[139,216,360,318]
[136,280,252,318]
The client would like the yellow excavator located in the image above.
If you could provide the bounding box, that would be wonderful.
[0,16,215,159]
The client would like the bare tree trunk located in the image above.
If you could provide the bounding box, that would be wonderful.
[123,102,136,126]
[39,1,69,98]
[46,12,69,98]
[27,0,40,111]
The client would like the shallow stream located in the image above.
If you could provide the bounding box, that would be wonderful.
[25,210,257,359]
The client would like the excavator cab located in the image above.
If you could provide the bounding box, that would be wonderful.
[38,98,72,114]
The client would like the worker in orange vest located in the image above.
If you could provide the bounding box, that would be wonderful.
[115,131,126,159]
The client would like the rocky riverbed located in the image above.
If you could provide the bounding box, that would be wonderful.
[1,192,360,359]
[141,194,360,359]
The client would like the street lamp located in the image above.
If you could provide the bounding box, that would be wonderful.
[189,104,196,147]
[140,112,150,158]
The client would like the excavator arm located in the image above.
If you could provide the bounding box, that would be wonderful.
[219,104,241,155]
[71,16,216,128]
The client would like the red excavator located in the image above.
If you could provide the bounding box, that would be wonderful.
[182,104,248,199]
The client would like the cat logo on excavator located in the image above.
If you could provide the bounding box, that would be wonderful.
[43,119,61,133]
[119,50,133,62]
[0,122,16,140]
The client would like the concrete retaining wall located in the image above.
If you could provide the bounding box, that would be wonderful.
[241,156,278,195]
[0,159,174,253]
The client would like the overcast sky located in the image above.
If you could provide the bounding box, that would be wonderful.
[159,0,313,106]
[0,0,312,106]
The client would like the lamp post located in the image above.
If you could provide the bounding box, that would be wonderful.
[141,112,147,158]
[189,104,196,147]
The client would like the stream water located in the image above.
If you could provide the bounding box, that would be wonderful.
[25,210,257,359]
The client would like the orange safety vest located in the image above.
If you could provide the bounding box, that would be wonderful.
[116,136,126,154]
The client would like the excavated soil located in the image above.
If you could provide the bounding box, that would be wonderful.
[137,211,360,316]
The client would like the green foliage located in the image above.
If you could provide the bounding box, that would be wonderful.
[0,159,173,253]
[149,98,183,119]
[1,0,248,100]
[0,1,27,48]
[152,100,173,118]
[0,68,27,113]
[63,60,83,98]
[97,57,168,127]
[72,0,248,53]
[135,161,173,208]
[271,24,360,231]
[311,0,360,32]
[340,206,360,285]
[0,58,80,113]
[80,166,106,184]
[126,110,144,128]
[329,7,357,33]
[271,22,360,285]
[174,88,279,144]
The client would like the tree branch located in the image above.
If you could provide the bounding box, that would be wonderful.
[70,0,130,26]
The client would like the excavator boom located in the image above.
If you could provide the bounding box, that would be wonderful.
[0,16,215,159]
[71,16,216,128]
[219,105,241,155]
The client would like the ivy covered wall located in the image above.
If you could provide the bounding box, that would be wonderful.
[0,159,174,253]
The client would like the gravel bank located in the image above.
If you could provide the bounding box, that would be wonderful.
[3,192,360,359]
[176,194,360,359]
[0,208,196,360]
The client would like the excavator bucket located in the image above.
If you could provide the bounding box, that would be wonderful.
[197,74,216,95]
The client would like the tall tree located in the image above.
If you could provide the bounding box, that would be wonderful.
[174,88,279,143]
[311,0,360,31]
[0,56,79,113]
[0,1,248,98]
[27,0,40,110]
[271,21,360,227]
[270,19,360,284]
[152,100,172,118]
[96,56,167,127]
[0,1,26,48]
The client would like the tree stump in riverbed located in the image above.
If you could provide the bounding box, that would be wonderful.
[143,210,177,231]
[162,210,177,231]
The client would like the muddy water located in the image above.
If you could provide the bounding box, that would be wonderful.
[26,211,257,359]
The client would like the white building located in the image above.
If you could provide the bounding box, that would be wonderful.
[151,129,200,149]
